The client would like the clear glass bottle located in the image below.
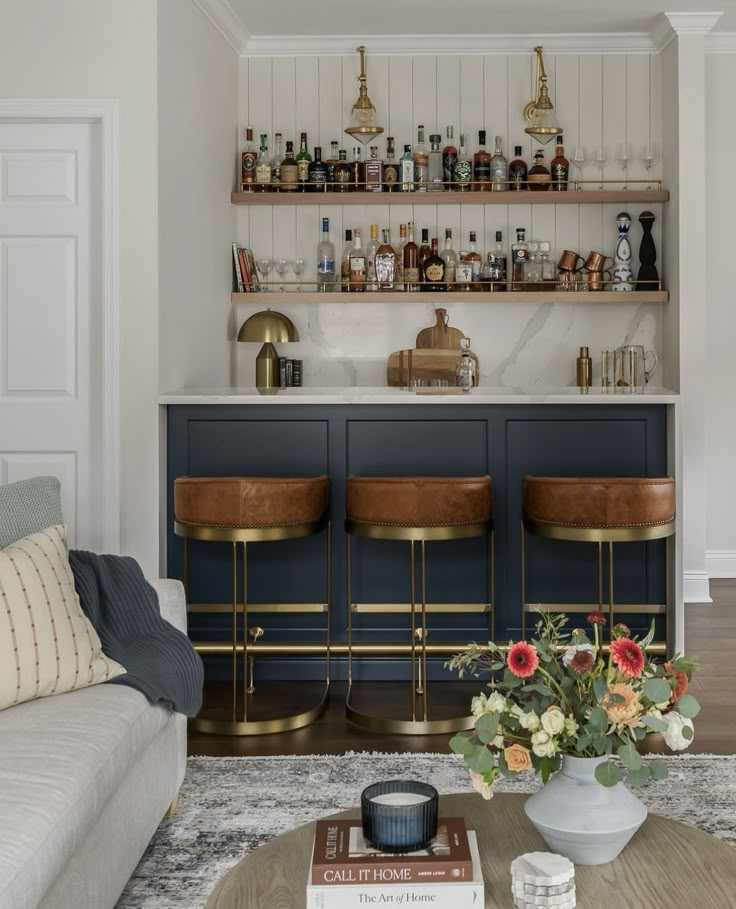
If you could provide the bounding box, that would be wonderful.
[509,145,528,191]
[423,238,446,292]
[383,136,399,191]
[271,132,283,191]
[279,139,299,192]
[452,133,472,192]
[365,224,380,291]
[375,229,397,289]
[427,134,444,191]
[255,134,271,191]
[325,140,340,187]
[442,126,457,189]
[307,146,328,192]
[524,240,543,290]
[395,223,407,290]
[490,135,508,192]
[399,144,415,192]
[464,230,483,288]
[241,126,257,190]
[364,145,383,192]
[296,132,311,191]
[439,228,458,288]
[403,221,420,291]
[511,228,529,290]
[473,129,491,191]
[349,228,366,292]
[456,337,476,391]
[350,147,362,191]
[480,230,507,292]
[333,149,351,192]
[317,217,335,291]
[528,149,551,191]
[413,126,428,191]
[539,240,556,283]
[341,228,353,291]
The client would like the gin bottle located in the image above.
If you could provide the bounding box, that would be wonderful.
[490,136,508,191]
[427,134,444,191]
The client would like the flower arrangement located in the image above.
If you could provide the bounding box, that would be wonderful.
[448,613,700,796]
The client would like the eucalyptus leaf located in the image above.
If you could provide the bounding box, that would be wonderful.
[682,725,694,740]
[617,742,642,771]
[625,765,651,787]
[475,712,500,744]
[465,745,496,774]
[643,678,672,704]
[649,759,669,781]
[675,694,701,719]
[641,714,668,732]
[595,760,621,787]
[593,676,608,703]
[589,706,609,732]
[449,732,476,755]
[575,733,592,752]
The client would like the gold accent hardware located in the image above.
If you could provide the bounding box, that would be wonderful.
[247,627,264,694]
[236,308,299,389]
[523,47,563,143]
[192,641,667,657]
[175,517,325,543]
[187,602,327,614]
[344,46,383,144]
[352,602,490,614]
[524,603,667,615]
[346,518,492,542]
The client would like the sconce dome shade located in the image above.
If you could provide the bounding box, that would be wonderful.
[237,309,299,343]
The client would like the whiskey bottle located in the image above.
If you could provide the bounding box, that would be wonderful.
[241,126,257,190]
[452,133,472,191]
[271,133,283,190]
[348,228,366,292]
[428,134,444,191]
[325,140,339,186]
[528,149,551,191]
[418,228,431,284]
[383,136,399,191]
[399,144,415,192]
[511,228,529,289]
[403,222,420,291]
[375,229,397,290]
[463,231,483,288]
[423,238,446,292]
[350,147,362,191]
[365,224,380,291]
[509,145,528,191]
[333,149,351,192]
[364,145,383,192]
[490,136,508,191]
[439,228,457,288]
[341,229,353,291]
[280,140,299,192]
[550,136,569,191]
[395,223,407,290]
[255,134,271,191]
[481,231,507,292]
[473,130,492,192]
[317,217,335,291]
[413,126,429,191]
[442,126,458,190]
[307,146,328,192]
[296,132,311,191]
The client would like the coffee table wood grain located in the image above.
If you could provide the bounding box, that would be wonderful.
[205,793,736,908]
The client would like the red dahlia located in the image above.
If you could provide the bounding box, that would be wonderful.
[665,661,689,701]
[586,611,607,626]
[570,650,595,673]
[610,638,645,678]
[507,641,539,679]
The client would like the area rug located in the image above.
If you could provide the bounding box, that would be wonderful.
[116,753,736,908]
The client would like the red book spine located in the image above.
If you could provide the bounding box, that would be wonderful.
[238,248,251,292]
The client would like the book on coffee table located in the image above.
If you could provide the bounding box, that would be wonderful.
[310,817,473,885]
[306,830,483,909]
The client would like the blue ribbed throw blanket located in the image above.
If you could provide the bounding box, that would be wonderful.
[69,551,204,716]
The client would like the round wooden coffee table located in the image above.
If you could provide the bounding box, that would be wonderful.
[205,792,736,908]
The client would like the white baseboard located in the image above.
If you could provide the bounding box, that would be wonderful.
[705,550,736,578]
[683,571,713,604]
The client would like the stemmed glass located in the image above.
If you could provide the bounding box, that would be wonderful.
[292,258,306,292]
[256,257,273,292]
[642,143,657,189]
[594,146,607,190]
[617,143,631,190]
[274,258,290,293]
[572,146,586,190]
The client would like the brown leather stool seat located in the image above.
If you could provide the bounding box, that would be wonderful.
[175,475,329,528]
[346,476,492,528]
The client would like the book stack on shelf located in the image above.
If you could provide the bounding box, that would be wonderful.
[232,243,260,292]
[307,817,484,908]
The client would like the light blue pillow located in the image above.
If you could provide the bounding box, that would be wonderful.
[0,476,64,550]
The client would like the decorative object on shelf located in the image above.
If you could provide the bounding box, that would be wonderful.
[448,612,700,864]
[456,338,477,392]
[582,250,613,292]
[523,47,563,144]
[415,308,464,349]
[360,781,439,853]
[237,309,299,389]
[613,211,635,291]
[576,346,592,389]
[637,211,659,290]
[511,852,575,907]
[614,344,659,392]
[344,46,383,145]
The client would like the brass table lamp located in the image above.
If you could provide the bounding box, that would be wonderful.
[237,309,299,389]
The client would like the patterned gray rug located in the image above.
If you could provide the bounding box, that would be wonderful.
[116,752,736,909]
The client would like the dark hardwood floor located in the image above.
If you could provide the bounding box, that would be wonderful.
[188,581,736,757]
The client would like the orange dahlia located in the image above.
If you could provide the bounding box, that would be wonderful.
[665,661,689,701]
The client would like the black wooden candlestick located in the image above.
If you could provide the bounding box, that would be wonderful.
[637,211,658,290]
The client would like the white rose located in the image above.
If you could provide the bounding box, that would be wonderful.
[531,730,559,758]
[564,716,579,736]
[492,734,505,749]
[662,711,694,751]
[531,730,549,746]
[541,707,566,736]
[486,691,507,714]
[471,693,489,719]
[562,643,595,667]
[518,711,541,732]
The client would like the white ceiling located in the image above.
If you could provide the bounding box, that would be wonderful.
[230,0,734,37]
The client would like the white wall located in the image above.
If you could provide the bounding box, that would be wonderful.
[0,0,160,576]
[705,53,736,572]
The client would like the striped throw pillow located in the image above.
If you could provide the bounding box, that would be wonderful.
[0,525,125,711]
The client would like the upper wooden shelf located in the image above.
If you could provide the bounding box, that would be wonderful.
[232,290,669,304]
[232,189,669,206]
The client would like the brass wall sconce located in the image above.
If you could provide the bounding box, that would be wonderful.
[237,309,299,389]
[523,46,563,144]
[344,45,384,145]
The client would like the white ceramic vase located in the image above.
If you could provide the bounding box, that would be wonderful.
[523,755,647,865]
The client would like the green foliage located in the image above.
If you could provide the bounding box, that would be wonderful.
[625,765,651,787]
[465,744,495,774]
[593,676,609,702]
[675,694,701,719]
[682,725,693,741]
[617,742,642,771]
[449,732,475,755]
[589,706,609,732]
[475,713,500,744]
[595,760,621,787]
[641,714,668,732]
[649,759,669,781]
[643,678,672,704]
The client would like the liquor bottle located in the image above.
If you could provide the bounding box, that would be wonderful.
[383,137,399,192]
[348,228,366,292]
[452,133,472,191]
[241,126,257,190]
[463,231,483,288]
[364,145,383,192]
[490,136,508,192]
[423,238,446,292]
[403,222,420,291]
[271,132,283,190]
[528,149,551,191]
[399,144,415,192]
[456,337,476,391]
[442,126,458,190]
[395,223,407,291]
[341,229,353,291]
[413,126,429,191]
[473,130,491,192]
[480,231,507,292]
[307,146,328,192]
[375,229,397,290]
[350,147,362,191]
[317,217,335,291]
[539,240,555,284]
[511,228,529,290]
[255,134,271,191]
[524,240,543,290]
[325,140,340,186]
[454,255,474,291]
[509,145,528,191]
[296,132,311,191]
[428,134,444,191]
[418,228,431,284]
[550,136,569,191]
[333,149,351,192]
[439,228,457,288]
[365,224,380,291]
[280,139,299,192]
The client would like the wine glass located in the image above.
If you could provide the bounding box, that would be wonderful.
[292,258,306,292]
[642,143,657,189]
[274,258,289,293]
[594,146,607,190]
[617,143,631,190]
[572,146,586,190]
[256,257,273,292]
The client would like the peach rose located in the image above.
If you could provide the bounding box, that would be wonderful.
[469,770,494,800]
[604,682,644,731]
[504,743,533,772]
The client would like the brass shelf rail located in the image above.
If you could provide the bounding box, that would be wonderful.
[232,289,669,304]
[193,641,668,656]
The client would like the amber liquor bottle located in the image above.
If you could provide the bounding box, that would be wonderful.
[403,222,421,292]
[550,136,569,191]
[241,126,257,190]
[279,140,299,192]
[350,147,362,191]
[296,133,312,191]
[333,150,351,192]
[375,229,397,289]
[418,228,431,284]
[528,149,551,191]
[325,140,339,187]
[383,137,399,191]
[364,145,384,192]
[473,130,492,192]
[442,126,458,190]
[423,238,447,292]
[509,146,528,191]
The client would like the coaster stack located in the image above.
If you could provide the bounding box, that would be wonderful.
[510,852,575,909]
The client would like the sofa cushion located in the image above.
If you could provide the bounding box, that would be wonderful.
[0,476,63,550]
[0,684,173,909]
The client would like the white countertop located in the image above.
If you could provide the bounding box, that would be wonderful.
[159,386,679,405]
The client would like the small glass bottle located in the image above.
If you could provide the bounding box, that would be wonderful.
[473,129,491,191]
[524,241,543,290]
[296,132,311,191]
[400,144,415,192]
[528,149,551,191]
[413,126,428,191]
[439,228,457,288]
[255,134,271,191]
[375,229,397,289]
[241,126,257,190]
[307,146,328,192]
[428,134,444,191]
[325,140,340,187]
[279,139,299,192]
[452,133,472,191]
[490,136,508,191]
[271,132,283,191]
[423,238,447,292]
[383,136,399,191]
[442,126,458,189]
[333,149,351,192]
[550,136,570,191]
[456,337,476,391]
[539,240,556,283]
[509,145,528,191]
[349,228,366,292]
[481,231,507,292]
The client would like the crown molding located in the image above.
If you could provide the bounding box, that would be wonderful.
[652,12,724,53]
[191,0,249,54]
[240,32,657,57]
[706,32,736,53]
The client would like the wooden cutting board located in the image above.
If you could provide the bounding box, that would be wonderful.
[415,308,465,349]
[387,348,479,387]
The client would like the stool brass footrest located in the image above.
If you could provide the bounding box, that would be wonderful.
[190,686,329,737]
[525,602,667,615]
[352,602,490,614]
[346,687,474,735]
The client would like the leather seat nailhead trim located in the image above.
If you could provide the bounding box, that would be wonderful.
[525,516,675,529]
[349,518,488,528]
[176,516,325,530]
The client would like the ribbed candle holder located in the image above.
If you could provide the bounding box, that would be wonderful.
[361,780,439,853]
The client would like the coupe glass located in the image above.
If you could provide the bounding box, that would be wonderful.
[617,143,631,190]
[274,258,290,293]
[256,257,273,292]
[642,143,657,189]
[572,146,586,190]
[292,258,306,292]
[594,146,607,190]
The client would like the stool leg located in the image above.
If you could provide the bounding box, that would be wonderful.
[415,628,425,696]
[325,520,331,686]
[597,542,603,615]
[347,534,353,688]
[183,537,189,597]
[608,541,615,637]
[489,529,495,640]
[420,539,428,723]
[520,522,526,639]
[241,541,249,723]
[231,541,238,724]
[410,540,416,723]
[665,536,671,657]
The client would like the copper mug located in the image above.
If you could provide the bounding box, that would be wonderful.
[583,268,612,291]
[583,251,614,273]
[558,250,585,272]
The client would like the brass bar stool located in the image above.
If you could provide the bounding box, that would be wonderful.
[521,476,675,654]
[345,476,493,734]
[174,476,330,735]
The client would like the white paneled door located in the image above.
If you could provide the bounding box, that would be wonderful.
[0,120,103,550]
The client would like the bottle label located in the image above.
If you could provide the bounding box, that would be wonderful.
[443,153,457,185]
[310,171,327,184]
[403,266,420,282]
[318,261,335,276]
[364,162,383,189]
[424,263,444,282]
[256,164,271,184]
[527,173,550,186]
[552,164,569,186]
[297,160,310,182]
[455,262,473,283]
[281,163,298,185]
[474,163,491,181]
[242,151,257,181]
[512,249,528,262]
[349,256,365,281]
[509,164,527,188]
[384,164,398,187]
[334,169,351,184]
[453,160,472,185]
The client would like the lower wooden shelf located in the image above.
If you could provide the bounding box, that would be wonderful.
[232,290,669,304]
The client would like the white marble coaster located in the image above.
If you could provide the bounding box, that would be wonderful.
[512,886,576,907]
[513,880,576,898]
[511,852,575,886]
[514,897,576,909]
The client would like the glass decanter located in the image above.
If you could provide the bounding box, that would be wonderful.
[456,337,476,392]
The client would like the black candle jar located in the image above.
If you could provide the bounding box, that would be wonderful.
[360,780,439,853]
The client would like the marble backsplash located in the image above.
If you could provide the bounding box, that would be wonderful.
[233,300,662,388]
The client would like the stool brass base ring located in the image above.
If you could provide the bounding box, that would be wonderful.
[346,518,492,542]
[346,687,474,735]
[190,686,329,737]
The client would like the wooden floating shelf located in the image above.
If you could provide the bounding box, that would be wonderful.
[232,291,669,304]
[232,189,669,206]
